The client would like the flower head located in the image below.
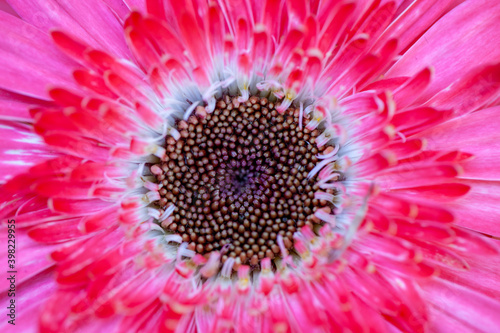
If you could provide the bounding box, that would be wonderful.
[1,0,500,332]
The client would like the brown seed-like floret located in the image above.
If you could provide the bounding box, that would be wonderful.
[153,95,335,266]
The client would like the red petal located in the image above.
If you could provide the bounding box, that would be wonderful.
[393,67,433,109]
[28,218,85,243]
[49,198,111,215]
[51,30,89,63]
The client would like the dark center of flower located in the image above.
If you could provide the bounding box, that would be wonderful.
[153,95,334,267]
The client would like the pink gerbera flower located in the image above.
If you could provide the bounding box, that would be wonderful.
[1,0,500,332]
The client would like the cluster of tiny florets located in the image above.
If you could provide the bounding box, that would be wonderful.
[152,95,336,266]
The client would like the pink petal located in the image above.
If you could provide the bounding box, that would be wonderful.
[146,0,167,20]
[261,0,284,39]
[447,180,500,237]
[27,218,86,243]
[387,139,425,160]
[0,11,79,99]
[392,106,452,137]
[8,0,132,59]
[0,228,57,283]
[70,161,127,181]
[450,227,498,256]
[318,1,356,56]
[0,269,57,332]
[28,155,82,177]
[79,206,119,233]
[0,0,17,16]
[439,247,500,302]
[125,25,161,71]
[322,33,369,83]
[0,122,57,182]
[392,183,470,201]
[418,105,500,180]
[54,228,125,285]
[425,63,500,116]
[393,218,455,243]
[0,88,53,121]
[358,38,399,88]
[355,1,397,48]
[32,179,96,199]
[375,0,458,55]
[376,163,461,189]
[124,0,146,11]
[73,69,118,99]
[41,131,112,161]
[102,0,131,22]
[386,0,500,103]
[207,3,225,54]
[104,71,152,106]
[6,207,58,228]
[141,17,187,64]
[392,67,433,109]
[363,76,408,93]
[118,300,163,332]
[178,12,210,69]
[344,265,400,316]
[422,278,500,332]
[49,198,111,215]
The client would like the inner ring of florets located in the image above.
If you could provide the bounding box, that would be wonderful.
[151,95,337,267]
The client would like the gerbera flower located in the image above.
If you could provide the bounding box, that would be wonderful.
[1,0,500,331]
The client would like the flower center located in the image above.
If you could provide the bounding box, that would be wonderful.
[153,95,335,267]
